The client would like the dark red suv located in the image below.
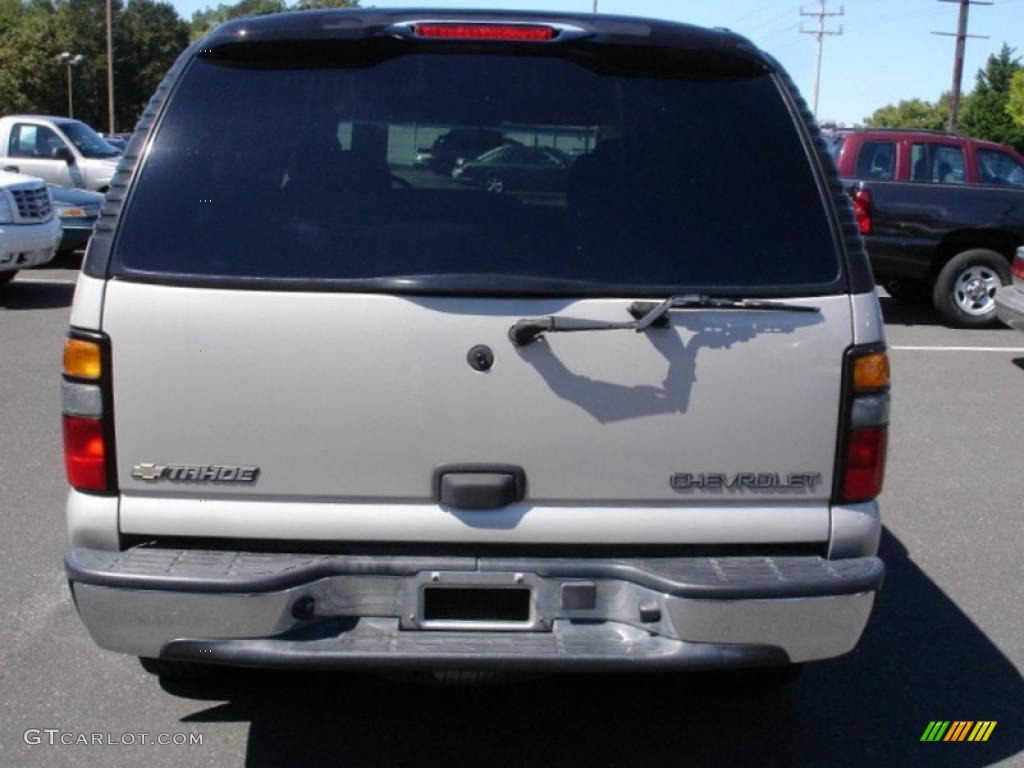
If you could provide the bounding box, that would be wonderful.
[829,128,1024,327]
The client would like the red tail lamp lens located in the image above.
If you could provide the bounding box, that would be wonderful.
[1012,253,1024,280]
[852,189,872,236]
[63,415,109,492]
[842,428,887,503]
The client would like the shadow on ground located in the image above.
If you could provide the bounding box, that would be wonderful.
[0,281,74,310]
[878,295,1019,331]
[877,296,948,327]
[160,530,1022,767]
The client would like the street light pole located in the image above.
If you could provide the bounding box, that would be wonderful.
[106,0,115,134]
[55,52,84,119]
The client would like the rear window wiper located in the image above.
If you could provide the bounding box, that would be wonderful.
[508,294,821,346]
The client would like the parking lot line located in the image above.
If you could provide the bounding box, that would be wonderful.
[13,277,77,285]
[891,345,1024,352]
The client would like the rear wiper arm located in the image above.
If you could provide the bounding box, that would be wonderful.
[508,294,820,346]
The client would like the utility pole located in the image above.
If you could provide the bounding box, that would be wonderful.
[105,0,115,134]
[800,1,844,117]
[932,0,991,133]
[592,0,598,12]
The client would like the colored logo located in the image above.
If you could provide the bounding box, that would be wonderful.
[921,721,997,742]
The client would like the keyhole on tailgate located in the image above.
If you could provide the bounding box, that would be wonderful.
[467,345,494,372]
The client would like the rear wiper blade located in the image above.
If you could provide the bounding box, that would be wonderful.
[508,294,820,346]
[630,294,821,330]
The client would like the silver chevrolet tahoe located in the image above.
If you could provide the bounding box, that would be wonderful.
[62,9,889,682]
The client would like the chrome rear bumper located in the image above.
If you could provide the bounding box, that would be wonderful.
[67,547,882,670]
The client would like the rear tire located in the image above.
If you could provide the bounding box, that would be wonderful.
[932,249,1010,328]
[737,663,804,688]
[382,669,522,686]
[0,271,17,286]
[139,657,218,681]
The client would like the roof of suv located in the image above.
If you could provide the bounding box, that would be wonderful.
[203,8,769,65]
[840,128,1021,153]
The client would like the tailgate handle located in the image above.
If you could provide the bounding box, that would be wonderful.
[434,464,526,510]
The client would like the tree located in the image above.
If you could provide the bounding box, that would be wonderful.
[53,0,126,130]
[0,0,188,132]
[115,0,190,128]
[863,95,951,131]
[0,3,69,118]
[190,0,356,40]
[0,0,357,131]
[959,44,1024,151]
[1006,70,1024,130]
[190,0,285,40]
[291,0,357,9]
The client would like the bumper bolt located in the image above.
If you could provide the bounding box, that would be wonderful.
[638,600,661,623]
[291,596,316,620]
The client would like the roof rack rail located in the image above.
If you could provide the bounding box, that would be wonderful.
[856,127,964,138]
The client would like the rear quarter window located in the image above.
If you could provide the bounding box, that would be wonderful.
[112,50,843,296]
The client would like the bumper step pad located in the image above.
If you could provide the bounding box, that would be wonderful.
[66,548,883,599]
[163,618,790,671]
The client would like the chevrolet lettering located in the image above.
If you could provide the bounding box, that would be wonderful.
[670,472,823,492]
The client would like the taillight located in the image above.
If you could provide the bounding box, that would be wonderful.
[62,332,116,494]
[1012,248,1024,281]
[835,345,890,504]
[851,188,872,236]
[842,428,888,502]
[413,23,557,41]
[63,416,108,491]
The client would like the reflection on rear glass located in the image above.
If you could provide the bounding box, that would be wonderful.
[114,53,840,293]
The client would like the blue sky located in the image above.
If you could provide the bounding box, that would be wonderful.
[168,0,1024,125]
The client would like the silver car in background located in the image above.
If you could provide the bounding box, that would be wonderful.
[995,247,1024,331]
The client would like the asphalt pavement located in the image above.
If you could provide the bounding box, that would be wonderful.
[1,267,1022,767]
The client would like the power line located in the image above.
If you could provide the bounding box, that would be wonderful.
[726,1,788,27]
[800,1,844,116]
[748,6,801,33]
[761,23,800,44]
[931,0,991,132]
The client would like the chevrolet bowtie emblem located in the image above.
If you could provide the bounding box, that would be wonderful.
[131,463,165,481]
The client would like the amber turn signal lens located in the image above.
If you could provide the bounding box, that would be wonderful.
[64,338,102,379]
[853,351,889,391]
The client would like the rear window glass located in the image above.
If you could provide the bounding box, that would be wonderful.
[112,52,841,295]
[854,141,895,180]
[911,143,965,184]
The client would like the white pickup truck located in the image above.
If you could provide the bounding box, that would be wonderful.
[0,115,120,192]
[0,170,61,284]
